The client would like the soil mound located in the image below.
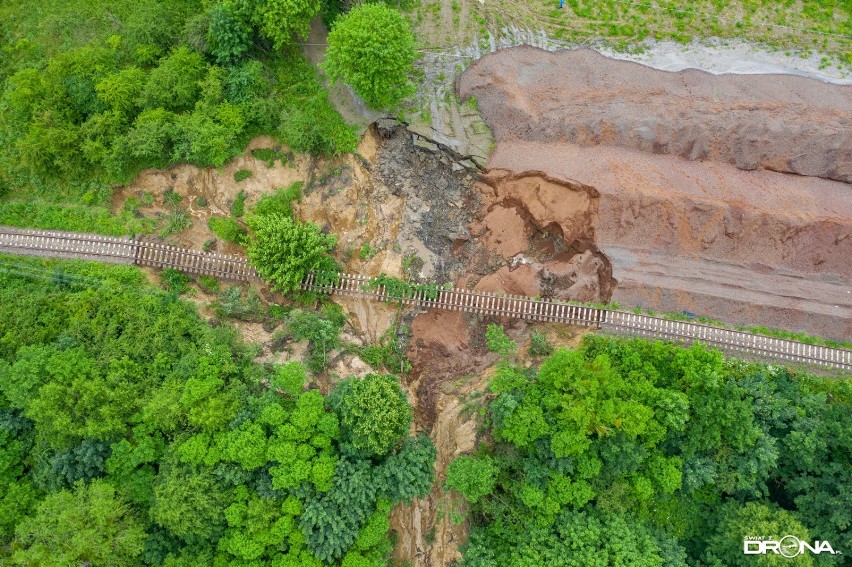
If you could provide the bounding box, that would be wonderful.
[459,47,852,340]
[460,46,852,183]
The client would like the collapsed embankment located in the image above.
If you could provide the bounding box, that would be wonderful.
[459,47,852,341]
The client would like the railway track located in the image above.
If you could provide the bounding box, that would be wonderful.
[1,227,850,371]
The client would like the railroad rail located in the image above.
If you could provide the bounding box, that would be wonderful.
[1,227,850,371]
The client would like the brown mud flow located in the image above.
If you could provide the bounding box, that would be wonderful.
[460,46,852,341]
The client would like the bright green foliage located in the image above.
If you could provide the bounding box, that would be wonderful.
[253,0,321,48]
[253,182,303,218]
[0,2,355,236]
[96,67,147,114]
[0,257,432,563]
[330,374,412,458]
[528,331,553,357]
[464,508,676,567]
[12,479,146,567]
[151,466,231,543]
[324,3,416,110]
[446,455,498,504]
[703,502,813,566]
[140,47,208,112]
[460,335,850,565]
[246,213,338,294]
[218,486,296,561]
[485,323,516,358]
[272,361,309,396]
[208,215,247,244]
[207,3,253,66]
[288,305,347,373]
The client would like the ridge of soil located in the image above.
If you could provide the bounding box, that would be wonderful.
[459,47,852,341]
[460,46,852,183]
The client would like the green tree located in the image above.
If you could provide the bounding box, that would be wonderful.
[140,47,208,112]
[95,67,148,114]
[245,213,338,294]
[446,454,498,504]
[207,3,253,65]
[323,3,416,110]
[330,374,412,458]
[12,479,146,567]
[151,465,231,543]
[703,502,813,566]
[253,0,321,49]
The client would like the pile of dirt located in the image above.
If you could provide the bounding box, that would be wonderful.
[459,47,852,340]
[461,46,852,183]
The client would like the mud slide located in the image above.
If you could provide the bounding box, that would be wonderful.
[459,47,852,341]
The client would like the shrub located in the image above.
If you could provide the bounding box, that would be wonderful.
[323,4,417,110]
[485,324,516,358]
[162,268,190,295]
[206,3,252,65]
[230,190,247,217]
[233,170,252,183]
[245,213,338,294]
[207,216,246,244]
[252,182,302,218]
[329,374,412,458]
[445,455,498,504]
[198,275,220,293]
[528,332,553,357]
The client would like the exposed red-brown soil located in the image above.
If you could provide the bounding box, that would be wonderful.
[459,47,852,341]
[461,46,851,183]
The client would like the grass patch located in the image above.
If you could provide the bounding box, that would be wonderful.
[234,169,252,183]
[208,216,247,244]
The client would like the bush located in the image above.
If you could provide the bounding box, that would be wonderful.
[445,455,498,504]
[162,268,190,295]
[329,374,412,458]
[528,332,553,357]
[230,190,247,217]
[323,4,417,110]
[206,3,252,66]
[207,216,246,244]
[252,182,302,218]
[233,170,252,183]
[245,213,338,294]
[485,324,516,358]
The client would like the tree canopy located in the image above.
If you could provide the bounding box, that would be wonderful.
[454,334,851,566]
[323,3,417,110]
[0,256,435,566]
[245,213,339,294]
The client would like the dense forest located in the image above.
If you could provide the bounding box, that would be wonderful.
[445,327,851,566]
[0,256,435,565]
[0,0,381,235]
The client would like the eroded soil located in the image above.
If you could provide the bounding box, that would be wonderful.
[460,47,852,341]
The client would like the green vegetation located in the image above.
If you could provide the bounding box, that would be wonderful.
[252,182,303,218]
[363,273,444,302]
[0,255,435,565]
[460,0,851,63]
[245,213,339,294]
[324,3,418,110]
[329,374,413,458]
[233,170,252,183]
[230,190,248,217]
[0,0,356,237]
[449,334,851,565]
[251,147,288,167]
[207,215,247,244]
